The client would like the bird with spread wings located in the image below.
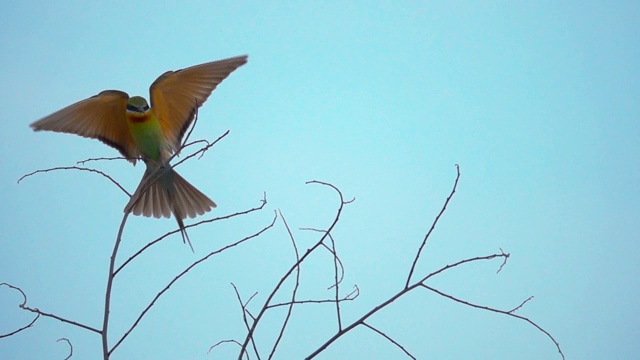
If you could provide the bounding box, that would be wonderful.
[30,55,248,251]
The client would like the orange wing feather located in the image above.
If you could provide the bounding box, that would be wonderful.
[30,90,139,164]
[149,55,248,153]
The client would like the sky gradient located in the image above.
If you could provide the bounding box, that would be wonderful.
[1,2,638,359]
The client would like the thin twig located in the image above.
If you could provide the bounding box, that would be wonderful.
[328,232,342,330]
[17,166,131,197]
[268,211,301,359]
[405,164,460,288]
[173,131,229,168]
[299,229,346,291]
[266,285,359,309]
[238,181,350,360]
[417,253,510,285]
[114,194,268,276]
[305,252,508,359]
[110,213,277,355]
[76,156,134,165]
[208,339,246,357]
[497,247,509,273]
[0,283,28,306]
[20,306,100,334]
[231,283,259,360]
[0,313,39,338]
[57,338,73,360]
[362,322,416,360]
[0,282,99,335]
[102,212,130,359]
[422,285,564,360]
[508,296,534,314]
[299,229,346,329]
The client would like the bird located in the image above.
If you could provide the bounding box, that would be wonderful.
[30,55,248,251]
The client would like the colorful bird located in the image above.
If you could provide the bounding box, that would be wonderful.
[30,55,248,251]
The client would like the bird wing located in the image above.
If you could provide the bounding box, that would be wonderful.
[30,90,139,164]
[149,55,248,153]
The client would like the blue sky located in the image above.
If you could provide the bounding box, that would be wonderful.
[1,1,638,359]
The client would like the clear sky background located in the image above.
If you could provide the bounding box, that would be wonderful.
[1,1,638,359]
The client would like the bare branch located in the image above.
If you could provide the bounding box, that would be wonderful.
[115,194,268,276]
[418,253,510,285]
[300,228,346,330]
[362,322,415,360]
[298,229,346,291]
[231,283,259,360]
[208,339,246,358]
[110,213,277,355]
[497,247,509,273]
[421,285,564,360]
[76,156,134,165]
[267,285,359,309]
[0,283,39,338]
[238,181,350,360]
[508,296,534,314]
[268,211,301,359]
[244,292,259,322]
[0,313,39,339]
[305,252,509,359]
[17,166,131,197]
[405,164,460,288]
[1,282,99,335]
[173,131,230,168]
[57,338,73,360]
[1,282,27,306]
[102,211,131,359]
[20,306,100,335]
[329,232,342,330]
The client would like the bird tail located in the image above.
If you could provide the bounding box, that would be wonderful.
[124,165,216,251]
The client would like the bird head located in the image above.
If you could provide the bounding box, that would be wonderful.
[126,96,150,114]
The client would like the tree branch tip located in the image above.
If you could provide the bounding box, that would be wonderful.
[1,282,28,306]
[75,155,131,165]
[496,250,510,274]
[56,337,73,360]
[508,296,535,314]
[208,339,242,354]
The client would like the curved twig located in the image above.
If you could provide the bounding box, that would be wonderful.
[208,339,246,357]
[405,164,460,288]
[0,283,99,335]
[57,337,73,360]
[299,229,346,291]
[17,166,130,197]
[237,181,350,360]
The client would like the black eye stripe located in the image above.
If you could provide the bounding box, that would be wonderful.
[126,104,150,112]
